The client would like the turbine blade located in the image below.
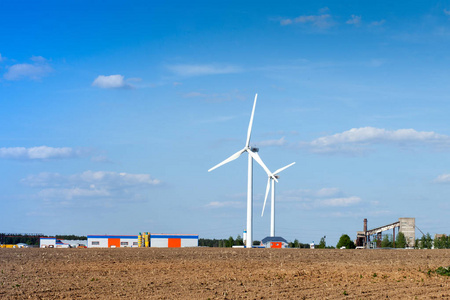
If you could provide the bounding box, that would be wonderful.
[245,93,258,148]
[248,150,278,182]
[273,162,296,175]
[208,148,246,172]
[261,177,271,217]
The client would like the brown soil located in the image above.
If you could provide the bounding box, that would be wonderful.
[1,248,450,299]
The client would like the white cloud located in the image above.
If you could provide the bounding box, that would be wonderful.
[167,64,242,76]
[3,56,52,81]
[280,19,293,25]
[346,15,361,26]
[92,74,132,89]
[328,209,391,218]
[0,53,4,62]
[205,201,244,208]
[0,146,83,160]
[319,196,361,207]
[370,20,386,26]
[23,171,161,188]
[280,188,362,209]
[30,55,47,63]
[282,188,342,202]
[22,171,161,204]
[38,187,110,200]
[307,127,450,154]
[434,174,450,183]
[315,187,342,197]
[280,14,333,28]
[256,137,286,147]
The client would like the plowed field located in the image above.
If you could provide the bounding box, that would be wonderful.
[1,248,450,299]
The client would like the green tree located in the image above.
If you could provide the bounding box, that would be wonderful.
[318,236,326,249]
[56,235,87,240]
[420,233,433,249]
[226,236,234,247]
[336,234,356,249]
[434,236,444,249]
[434,235,450,249]
[425,233,433,249]
[381,234,392,248]
[235,235,244,246]
[395,232,407,248]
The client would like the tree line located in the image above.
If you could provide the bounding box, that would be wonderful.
[416,233,450,249]
[199,235,310,248]
[380,232,407,248]
[0,234,87,246]
[0,233,42,246]
[368,232,450,249]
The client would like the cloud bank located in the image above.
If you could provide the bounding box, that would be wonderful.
[281,187,362,208]
[346,15,362,26]
[0,146,84,160]
[281,14,332,28]
[3,56,52,81]
[22,171,161,204]
[205,201,244,208]
[306,127,450,154]
[92,74,132,89]
[434,174,450,183]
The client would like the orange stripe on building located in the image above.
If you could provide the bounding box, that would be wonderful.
[168,238,181,248]
[108,238,120,248]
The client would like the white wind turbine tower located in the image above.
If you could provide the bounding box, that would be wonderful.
[261,162,295,237]
[208,93,276,248]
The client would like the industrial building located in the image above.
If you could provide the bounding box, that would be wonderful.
[60,240,87,248]
[40,237,70,248]
[260,236,288,248]
[355,218,416,248]
[87,235,139,248]
[86,233,199,248]
[149,233,198,248]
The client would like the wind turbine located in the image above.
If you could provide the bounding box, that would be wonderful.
[208,93,276,248]
[261,162,295,237]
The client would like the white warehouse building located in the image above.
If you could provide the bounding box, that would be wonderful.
[87,235,138,248]
[150,233,198,248]
[87,233,199,248]
[40,237,70,248]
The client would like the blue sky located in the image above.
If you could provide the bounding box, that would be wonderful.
[1,1,450,246]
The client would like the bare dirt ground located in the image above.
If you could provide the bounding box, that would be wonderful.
[1,248,450,299]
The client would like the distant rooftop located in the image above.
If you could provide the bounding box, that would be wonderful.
[261,236,288,244]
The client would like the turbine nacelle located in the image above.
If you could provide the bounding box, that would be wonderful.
[261,162,296,217]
